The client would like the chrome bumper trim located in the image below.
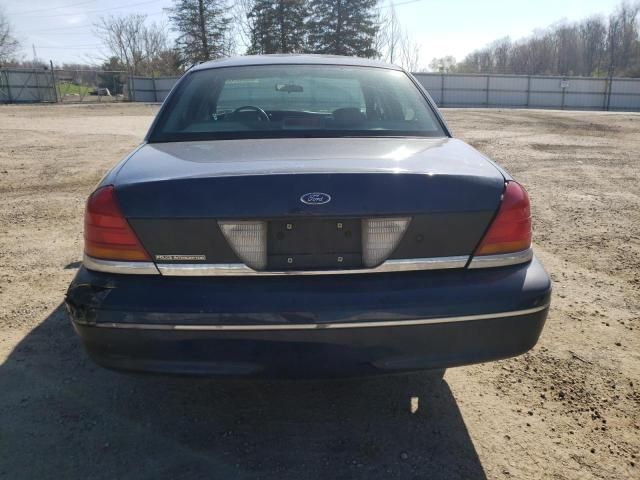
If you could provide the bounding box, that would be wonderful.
[467,248,533,269]
[79,303,550,331]
[83,254,160,275]
[83,251,533,276]
[156,256,469,276]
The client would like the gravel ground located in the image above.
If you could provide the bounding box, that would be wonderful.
[0,103,638,479]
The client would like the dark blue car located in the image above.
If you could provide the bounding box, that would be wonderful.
[66,55,551,377]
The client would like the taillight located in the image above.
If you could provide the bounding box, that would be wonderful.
[475,181,531,256]
[84,186,151,261]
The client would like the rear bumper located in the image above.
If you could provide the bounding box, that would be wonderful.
[66,257,551,377]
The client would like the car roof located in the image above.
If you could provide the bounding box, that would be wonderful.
[191,54,403,72]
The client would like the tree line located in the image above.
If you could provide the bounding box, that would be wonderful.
[2,0,419,76]
[95,0,387,76]
[431,1,640,77]
[3,0,640,79]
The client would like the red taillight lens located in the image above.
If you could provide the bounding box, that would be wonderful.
[475,181,532,256]
[84,186,150,261]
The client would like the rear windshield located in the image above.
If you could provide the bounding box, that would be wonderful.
[149,65,446,142]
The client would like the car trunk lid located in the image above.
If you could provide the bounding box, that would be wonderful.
[113,137,505,270]
[115,137,504,218]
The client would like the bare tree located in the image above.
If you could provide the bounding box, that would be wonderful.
[377,2,423,70]
[580,16,607,75]
[491,37,512,74]
[456,1,640,77]
[232,0,254,51]
[0,7,20,64]
[610,1,640,75]
[95,14,176,75]
[428,56,457,73]
[398,31,421,72]
[378,3,401,64]
[554,23,580,75]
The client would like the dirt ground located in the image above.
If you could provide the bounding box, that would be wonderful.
[0,103,638,480]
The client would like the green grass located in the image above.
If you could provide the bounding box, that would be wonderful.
[56,81,92,97]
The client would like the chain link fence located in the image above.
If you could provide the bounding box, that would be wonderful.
[127,76,177,102]
[2,67,640,112]
[0,67,129,104]
[413,73,640,111]
[0,68,57,103]
[125,72,640,111]
[54,69,129,103]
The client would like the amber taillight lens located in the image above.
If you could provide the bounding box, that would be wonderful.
[475,181,532,256]
[84,186,151,261]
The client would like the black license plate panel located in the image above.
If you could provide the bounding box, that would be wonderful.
[267,219,362,270]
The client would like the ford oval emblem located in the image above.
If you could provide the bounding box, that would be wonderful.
[300,192,331,205]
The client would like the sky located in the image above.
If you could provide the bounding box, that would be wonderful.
[2,0,624,68]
